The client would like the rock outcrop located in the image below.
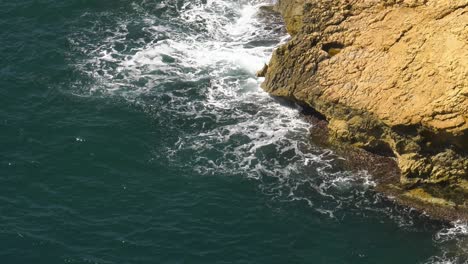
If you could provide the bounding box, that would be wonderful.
[261,0,468,215]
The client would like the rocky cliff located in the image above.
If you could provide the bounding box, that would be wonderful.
[261,0,468,217]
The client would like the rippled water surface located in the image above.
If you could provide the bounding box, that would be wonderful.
[1,0,467,263]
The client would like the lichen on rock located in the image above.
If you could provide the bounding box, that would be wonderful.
[261,0,468,218]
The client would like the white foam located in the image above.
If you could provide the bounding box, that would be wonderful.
[66,0,383,222]
[424,221,468,264]
[66,1,468,262]
[68,3,468,251]
[435,221,468,243]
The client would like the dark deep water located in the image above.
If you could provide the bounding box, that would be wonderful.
[1,0,467,263]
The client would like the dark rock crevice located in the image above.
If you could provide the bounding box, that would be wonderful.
[322,42,344,56]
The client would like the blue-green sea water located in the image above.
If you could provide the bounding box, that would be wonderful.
[1,0,467,263]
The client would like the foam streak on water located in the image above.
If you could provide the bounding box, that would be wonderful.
[426,221,468,264]
[68,0,468,262]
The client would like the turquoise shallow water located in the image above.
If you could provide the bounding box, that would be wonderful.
[1,0,467,263]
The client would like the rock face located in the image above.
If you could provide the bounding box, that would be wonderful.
[262,0,468,211]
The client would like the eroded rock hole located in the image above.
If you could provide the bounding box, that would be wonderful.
[322,42,344,56]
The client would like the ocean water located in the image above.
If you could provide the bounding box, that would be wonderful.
[0,0,467,263]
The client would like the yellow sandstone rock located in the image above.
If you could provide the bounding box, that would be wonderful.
[262,0,468,208]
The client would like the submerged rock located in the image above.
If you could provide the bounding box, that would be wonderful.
[261,0,468,219]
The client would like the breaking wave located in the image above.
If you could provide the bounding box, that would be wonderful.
[67,0,468,262]
[68,0,385,219]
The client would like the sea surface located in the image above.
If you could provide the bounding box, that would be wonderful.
[0,0,467,263]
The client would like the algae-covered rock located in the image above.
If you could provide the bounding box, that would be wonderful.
[261,0,468,212]
[405,188,456,208]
